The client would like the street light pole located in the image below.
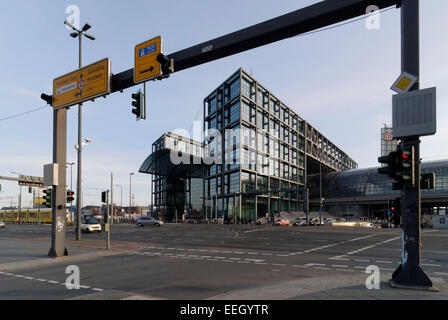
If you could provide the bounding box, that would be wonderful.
[65,20,96,241]
[129,173,134,219]
[115,184,123,221]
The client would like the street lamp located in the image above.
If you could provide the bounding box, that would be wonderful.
[115,184,123,220]
[11,172,23,223]
[129,173,134,218]
[65,19,96,241]
[66,162,75,224]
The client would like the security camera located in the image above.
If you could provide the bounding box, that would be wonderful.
[84,138,92,143]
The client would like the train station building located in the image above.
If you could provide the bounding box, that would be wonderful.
[139,69,358,223]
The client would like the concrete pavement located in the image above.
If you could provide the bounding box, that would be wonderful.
[0,223,447,300]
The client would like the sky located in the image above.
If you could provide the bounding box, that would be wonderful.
[0,0,447,208]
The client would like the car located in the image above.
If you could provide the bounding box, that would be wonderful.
[309,217,324,226]
[275,219,290,226]
[81,219,102,233]
[293,217,307,227]
[136,217,164,227]
[0,221,5,229]
[185,218,197,224]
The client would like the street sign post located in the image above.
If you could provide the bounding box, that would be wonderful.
[18,175,44,188]
[53,58,111,109]
[134,36,162,83]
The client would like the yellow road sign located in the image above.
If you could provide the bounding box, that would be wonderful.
[53,58,111,109]
[34,197,45,205]
[391,72,418,94]
[134,36,162,83]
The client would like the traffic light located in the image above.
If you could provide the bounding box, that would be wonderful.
[66,190,75,203]
[131,90,145,121]
[392,197,402,228]
[43,188,53,208]
[421,173,435,190]
[378,151,399,179]
[101,191,107,203]
[157,53,174,77]
[397,145,415,188]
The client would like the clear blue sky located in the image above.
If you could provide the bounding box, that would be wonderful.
[0,0,447,207]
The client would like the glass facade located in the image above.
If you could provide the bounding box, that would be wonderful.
[203,69,357,223]
[309,160,448,200]
[145,69,358,224]
[151,133,205,222]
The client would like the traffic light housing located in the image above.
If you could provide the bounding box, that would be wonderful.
[131,90,145,121]
[378,151,399,179]
[397,145,415,188]
[392,197,402,228]
[66,190,75,203]
[43,188,53,208]
[101,191,107,203]
[157,53,174,77]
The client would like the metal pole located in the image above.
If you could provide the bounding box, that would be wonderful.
[70,163,73,225]
[106,190,110,250]
[111,173,114,224]
[48,107,68,257]
[129,173,133,220]
[319,148,322,225]
[76,33,83,241]
[19,186,22,224]
[391,0,433,289]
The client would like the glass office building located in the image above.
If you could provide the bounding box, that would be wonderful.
[140,69,358,223]
[202,69,357,223]
[140,132,205,221]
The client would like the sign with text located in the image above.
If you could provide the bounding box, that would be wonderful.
[53,58,111,109]
[134,36,162,83]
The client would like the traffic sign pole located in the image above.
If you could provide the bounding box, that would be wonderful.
[390,0,434,290]
[48,107,69,258]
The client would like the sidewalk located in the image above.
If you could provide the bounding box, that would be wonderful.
[0,237,142,273]
[208,273,448,300]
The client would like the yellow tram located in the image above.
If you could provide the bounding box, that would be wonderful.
[0,209,55,224]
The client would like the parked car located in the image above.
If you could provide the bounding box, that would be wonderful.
[293,217,307,227]
[0,221,5,229]
[185,218,197,224]
[275,219,290,226]
[136,217,164,227]
[309,217,323,226]
[81,219,102,233]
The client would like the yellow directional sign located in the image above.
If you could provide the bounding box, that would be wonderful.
[53,58,111,109]
[134,36,162,83]
[34,197,45,205]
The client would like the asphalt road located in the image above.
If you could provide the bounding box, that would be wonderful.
[0,223,447,300]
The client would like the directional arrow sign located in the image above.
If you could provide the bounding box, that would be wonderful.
[134,36,162,83]
[53,58,111,109]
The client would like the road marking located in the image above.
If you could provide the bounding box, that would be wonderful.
[313,267,331,270]
[329,236,401,260]
[272,264,287,267]
[434,272,448,276]
[305,263,326,267]
[337,269,354,272]
[422,264,442,267]
[292,265,308,268]
[354,259,370,262]
[332,265,349,268]
[376,260,393,264]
